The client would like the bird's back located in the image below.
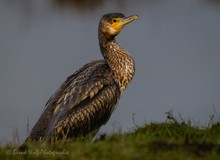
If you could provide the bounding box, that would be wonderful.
[28,60,121,141]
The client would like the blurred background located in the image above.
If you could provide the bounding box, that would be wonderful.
[0,0,220,145]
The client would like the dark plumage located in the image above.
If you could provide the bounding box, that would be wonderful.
[26,13,138,141]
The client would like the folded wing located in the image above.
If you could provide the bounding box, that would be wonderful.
[28,60,121,140]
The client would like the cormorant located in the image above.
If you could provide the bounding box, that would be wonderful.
[27,13,138,141]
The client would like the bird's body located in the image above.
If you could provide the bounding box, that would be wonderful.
[27,13,138,141]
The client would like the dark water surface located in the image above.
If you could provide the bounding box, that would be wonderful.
[0,0,220,144]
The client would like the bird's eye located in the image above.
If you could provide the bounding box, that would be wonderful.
[112,18,117,23]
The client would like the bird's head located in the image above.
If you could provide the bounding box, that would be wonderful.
[99,13,139,39]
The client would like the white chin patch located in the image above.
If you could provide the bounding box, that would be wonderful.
[109,27,120,35]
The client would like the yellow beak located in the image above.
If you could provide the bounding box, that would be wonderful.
[121,15,139,26]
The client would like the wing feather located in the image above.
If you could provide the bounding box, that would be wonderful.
[28,60,120,140]
[46,83,120,139]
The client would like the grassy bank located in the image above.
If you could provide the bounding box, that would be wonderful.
[1,120,220,160]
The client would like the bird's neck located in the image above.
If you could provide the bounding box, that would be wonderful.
[99,34,135,91]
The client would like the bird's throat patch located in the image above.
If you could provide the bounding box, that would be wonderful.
[111,23,124,31]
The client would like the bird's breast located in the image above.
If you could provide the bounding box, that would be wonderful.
[116,58,135,91]
[107,51,135,91]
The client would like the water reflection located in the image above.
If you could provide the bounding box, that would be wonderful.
[54,0,105,11]
[52,0,163,12]
[203,0,220,4]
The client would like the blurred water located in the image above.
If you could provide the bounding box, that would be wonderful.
[0,0,220,144]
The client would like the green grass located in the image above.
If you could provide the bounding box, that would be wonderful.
[1,109,220,160]
[1,120,220,160]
